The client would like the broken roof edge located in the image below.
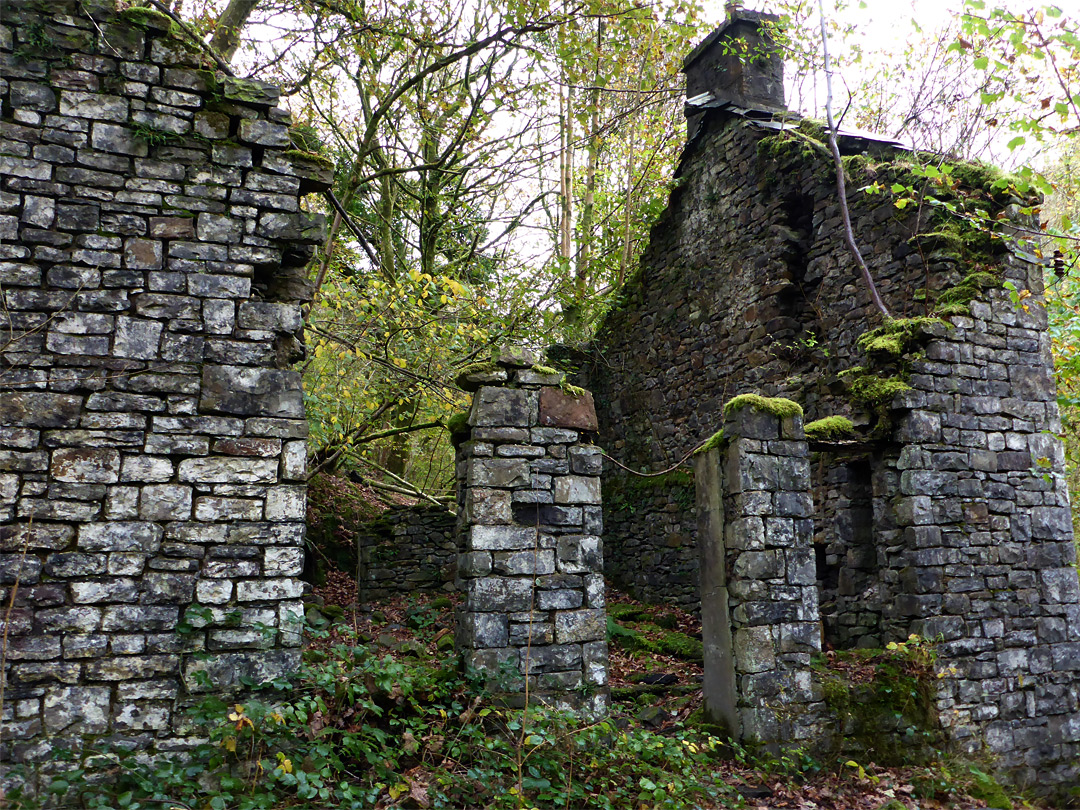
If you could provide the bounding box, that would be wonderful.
[684,98,911,153]
[682,8,783,71]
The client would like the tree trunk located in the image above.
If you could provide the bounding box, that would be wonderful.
[209,0,260,62]
[576,20,604,305]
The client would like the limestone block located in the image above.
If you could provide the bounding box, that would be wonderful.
[539,387,597,432]
[465,577,533,612]
[734,626,775,674]
[264,547,304,577]
[467,458,529,489]
[78,522,163,553]
[554,609,605,644]
[458,613,509,648]
[177,457,278,484]
[553,476,600,504]
[139,485,193,521]
[265,485,306,521]
[469,525,537,551]
[521,643,581,673]
[465,488,513,525]
[236,578,304,601]
[200,365,303,418]
[493,549,555,576]
[50,447,120,483]
[0,392,82,428]
[43,686,111,733]
[469,386,536,428]
[281,440,307,480]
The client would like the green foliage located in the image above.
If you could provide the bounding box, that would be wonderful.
[722,393,803,419]
[803,416,855,441]
[11,633,737,810]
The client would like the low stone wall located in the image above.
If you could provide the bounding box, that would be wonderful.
[356,505,458,603]
[0,0,329,767]
[602,471,698,609]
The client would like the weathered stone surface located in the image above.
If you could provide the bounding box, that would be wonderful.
[539,387,598,431]
[200,365,304,418]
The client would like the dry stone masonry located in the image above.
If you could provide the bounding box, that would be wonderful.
[356,504,457,603]
[694,401,824,749]
[454,352,608,715]
[0,0,330,767]
[580,10,1080,797]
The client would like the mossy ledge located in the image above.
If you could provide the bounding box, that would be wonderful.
[723,393,803,419]
[694,428,725,455]
[444,411,470,435]
[804,416,855,441]
[856,316,948,358]
[118,6,176,31]
[283,149,336,170]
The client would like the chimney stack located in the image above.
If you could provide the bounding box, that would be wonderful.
[682,7,785,113]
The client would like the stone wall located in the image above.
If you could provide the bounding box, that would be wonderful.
[584,15,1080,792]
[0,0,329,766]
[695,402,824,748]
[602,470,698,609]
[356,505,457,603]
[454,352,608,714]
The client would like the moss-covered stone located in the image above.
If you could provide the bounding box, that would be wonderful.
[804,416,855,441]
[444,411,470,435]
[848,373,911,407]
[118,6,174,30]
[723,393,803,419]
[814,646,941,766]
[694,428,725,455]
[283,149,335,170]
[856,317,948,358]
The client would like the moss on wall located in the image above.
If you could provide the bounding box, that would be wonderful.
[804,415,855,441]
[723,393,803,419]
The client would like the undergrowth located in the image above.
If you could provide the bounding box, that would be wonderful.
[4,628,737,809]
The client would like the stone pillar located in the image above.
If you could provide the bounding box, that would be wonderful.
[454,351,608,715]
[703,399,824,748]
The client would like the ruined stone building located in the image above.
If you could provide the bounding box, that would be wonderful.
[1,0,1078,799]
[580,9,1080,793]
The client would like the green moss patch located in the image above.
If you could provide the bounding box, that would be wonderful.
[848,373,911,407]
[803,416,855,441]
[283,149,335,170]
[444,411,470,435]
[723,393,803,419]
[118,6,175,30]
[814,644,941,766]
[856,317,948,358]
[694,428,725,455]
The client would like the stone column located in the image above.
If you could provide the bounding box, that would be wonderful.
[705,399,824,748]
[455,350,608,716]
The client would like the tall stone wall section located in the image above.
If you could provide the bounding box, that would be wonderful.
[0,0,329,765]
[584,107,1080,790]
[876,288,1080,787]
[454,354,607,715]
[695,403,824,748]
[582,113,933,602]
[356,504,457,603]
